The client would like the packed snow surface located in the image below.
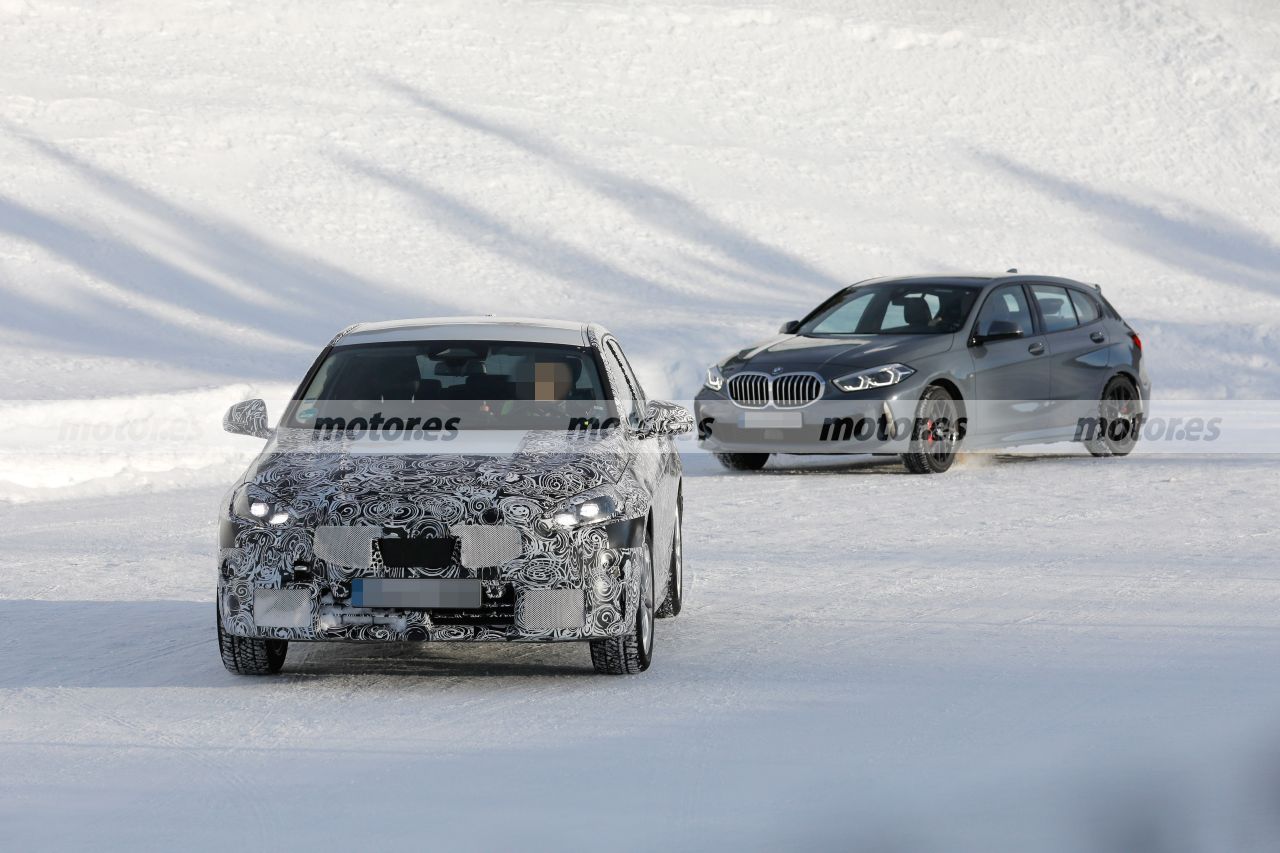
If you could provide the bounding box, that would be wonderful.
[1,0,1278,849]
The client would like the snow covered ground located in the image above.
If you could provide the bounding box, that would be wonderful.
[2,0,1279,849]
[5,457,1280,850]
[7,455,1280,845]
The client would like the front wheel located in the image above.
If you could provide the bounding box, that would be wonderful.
[590,533,655,674]
[218,608,288,675]
[715,452,769,471]
[901,385,961,474]
[1085,375,1141,457]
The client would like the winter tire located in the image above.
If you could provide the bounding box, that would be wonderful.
[1085,375,1141,457]
[901,385,961,475]
[715,452,769,471]
[218,608,288,675]
[656,498,683,619]
[590,531,655,674]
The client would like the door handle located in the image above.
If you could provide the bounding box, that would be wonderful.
[1028,342,1045,356]
[1090,331,1106,343]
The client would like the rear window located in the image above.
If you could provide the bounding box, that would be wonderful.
[1069,289,1101,324]
[1030,285,1079,333]
[1098,293,1123,320]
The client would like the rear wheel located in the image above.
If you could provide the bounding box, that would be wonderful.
[715,452,769,471]
[656,501,683,619]
[218,608,288,675]
[590,533,654,674]
[901,385,961,475]
[1085,375,1141,457]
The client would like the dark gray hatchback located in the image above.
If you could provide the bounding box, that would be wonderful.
[694,274,1150,473]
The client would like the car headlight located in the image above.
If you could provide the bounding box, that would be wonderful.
[832,363,916,393]
[704,364,725,392]
[231,483,294,526]
[550,488,623,528]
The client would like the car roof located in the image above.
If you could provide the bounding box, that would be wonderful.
[332,316,599,347]
[853,273,1094,290]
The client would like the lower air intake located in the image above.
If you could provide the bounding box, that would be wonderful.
[314,525,381,568]
[254,587,312,628]
[518,588,585,632]
[452,524,522,568]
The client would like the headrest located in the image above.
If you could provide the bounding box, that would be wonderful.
[434,360,479,377]
[384,359,420,384]
[1039,297,1065,315]
[901,296,932,326]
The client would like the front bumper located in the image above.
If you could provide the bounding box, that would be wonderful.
[217,517,644,643]
[694,382,927,454]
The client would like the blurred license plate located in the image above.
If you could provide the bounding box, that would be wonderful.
[740,411,803,429]
[351,579,481,609]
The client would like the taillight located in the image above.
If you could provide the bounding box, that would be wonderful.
[1129,331,1142,351]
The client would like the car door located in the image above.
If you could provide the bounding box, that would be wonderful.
[1028,284,1113,434]
[968,283,1053,442]
[601,338,676,569]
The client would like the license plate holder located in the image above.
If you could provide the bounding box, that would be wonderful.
[351,578,482,609]
[740,410,803,429]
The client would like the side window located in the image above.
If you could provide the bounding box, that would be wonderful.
[975,285,1034,337]
[1068,289,1101,325]
[1030,285,1079,333]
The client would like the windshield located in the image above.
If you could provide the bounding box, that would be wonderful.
[282,340,616,432]
[799,284,982,335]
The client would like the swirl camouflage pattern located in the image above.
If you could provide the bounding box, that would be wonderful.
[217,318,690,675]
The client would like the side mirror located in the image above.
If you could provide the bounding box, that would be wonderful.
[636,400,694,439]
[971,320,1024,346]
[779,320,801,334]
[223,399,272,439]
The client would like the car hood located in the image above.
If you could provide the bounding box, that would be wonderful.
[240,429,630,526]
[722,332,956,374]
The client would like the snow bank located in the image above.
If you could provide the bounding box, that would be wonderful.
[0,383,291,502]
[1,0,1275,406]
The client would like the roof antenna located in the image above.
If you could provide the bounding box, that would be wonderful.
[1006,268,1018,273]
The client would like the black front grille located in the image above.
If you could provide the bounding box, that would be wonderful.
[378,537,456,569]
